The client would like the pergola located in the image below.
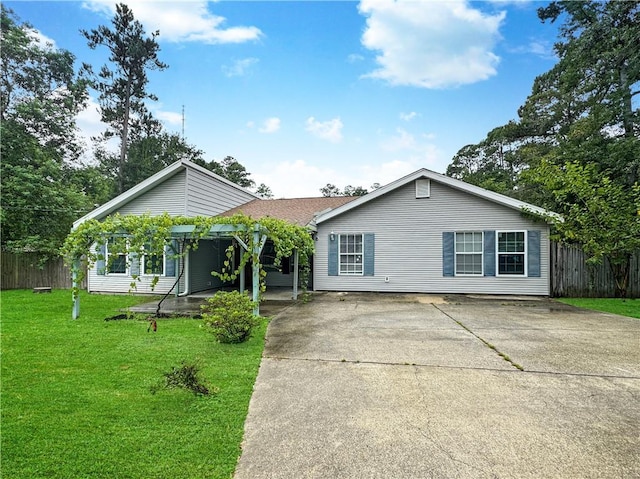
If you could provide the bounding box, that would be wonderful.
[71,222,301,319]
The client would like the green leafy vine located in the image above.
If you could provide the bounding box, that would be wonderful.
[62,213,315,299]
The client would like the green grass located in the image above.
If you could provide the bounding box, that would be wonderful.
[1,289,267,479]
[556,297,640,319]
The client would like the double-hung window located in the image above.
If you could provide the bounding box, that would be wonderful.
[497,231,526,275]
[142,243,164,276]
[106,237,127,274]
[339,234,363,275]
[455,232,483,275]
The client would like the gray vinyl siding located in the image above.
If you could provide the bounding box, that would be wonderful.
[116,171,187,216]
[314,180,550,296]
[87,244,185,295]
[185,168,255,217]
[89,165,256,294]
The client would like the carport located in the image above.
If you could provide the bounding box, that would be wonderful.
[71,223,303,319]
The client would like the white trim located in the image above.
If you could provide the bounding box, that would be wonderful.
[338,233,364,276]
[454,231,483,276]
[105,238,128,276]
[72,159,260,229]
[496,230,527,277]
[316,168,561,224]
[141,249,166,277]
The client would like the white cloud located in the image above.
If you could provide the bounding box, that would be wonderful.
[259,117,281,134]
[305,117,344,143]
[347,53,365,63]
[382,128,416,151]
[252,160,339,198]
[82,1,262,44]
[155,109,182,125]
[27,29,57,49]
[400,111,419,122]
[222,58,259,77]
[358,0,505,89]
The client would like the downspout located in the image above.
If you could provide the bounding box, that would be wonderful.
[177,242,190,297]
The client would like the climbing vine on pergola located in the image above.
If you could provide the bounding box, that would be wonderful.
[63,213,315,316]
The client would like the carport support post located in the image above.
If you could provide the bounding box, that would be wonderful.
[72,258,80,320]
[252,225,261,315]
[292,249,299,300]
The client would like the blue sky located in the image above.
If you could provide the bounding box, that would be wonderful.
[7,0,559,198]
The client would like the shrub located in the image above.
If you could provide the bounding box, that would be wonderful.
[201,291,260,343]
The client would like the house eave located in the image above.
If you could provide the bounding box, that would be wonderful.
[315,168,561,224]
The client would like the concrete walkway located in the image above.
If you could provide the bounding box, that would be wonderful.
[234,292,640,479]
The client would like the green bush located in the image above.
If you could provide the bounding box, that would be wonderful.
[202,291,260,343]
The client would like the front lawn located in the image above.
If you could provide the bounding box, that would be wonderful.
[1,289,266,479]
[556,297,640,319]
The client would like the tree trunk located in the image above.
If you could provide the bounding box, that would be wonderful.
[118,75,133,194]
[608,254,630,298]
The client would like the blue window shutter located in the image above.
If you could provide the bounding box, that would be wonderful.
[165,240,179,277]
[528,230,541,277]
[483,230,496,277]
[96,243,106,275]
[363,233,375,276]
[130,252,139,276]
[442,232,454,277]
[328,235,338,276]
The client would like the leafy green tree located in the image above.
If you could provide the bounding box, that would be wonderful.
[0,7,91,255]
[320,183,369,197]
[320,183,341,197]
[255,183,273,198]
[194,156,255,188]
[342,185,368,196]
[525,161,640,298]
[82,3,168,194]
[98,132,204,194]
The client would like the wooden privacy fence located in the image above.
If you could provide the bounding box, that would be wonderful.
[1,252,87,290]
[551,243,640,298]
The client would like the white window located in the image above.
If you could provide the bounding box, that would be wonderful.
[142,244,164,276]
[497,231,526,276]
[339,234,363,275]
[455,232,483,276]
[106,237,127,275]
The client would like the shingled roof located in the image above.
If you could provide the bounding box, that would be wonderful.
[222,196,357,228]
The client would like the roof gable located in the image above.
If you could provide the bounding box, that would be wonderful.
[315,168,560,224]
[72,159,259,229]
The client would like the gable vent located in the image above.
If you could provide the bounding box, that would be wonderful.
[416,178,430,198]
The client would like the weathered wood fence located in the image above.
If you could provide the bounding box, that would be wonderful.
[550,243,639,298]
[1,252,87,290]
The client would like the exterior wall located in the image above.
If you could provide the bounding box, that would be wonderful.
[314,180,550,296]
[185,168,255,217]
[265,270,294,288]
[189,239,231,293]
[88,165,256,294]
[87,244,185,295]
[116,171,187,216]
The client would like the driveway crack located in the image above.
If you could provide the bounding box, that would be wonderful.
[432,304,524,371]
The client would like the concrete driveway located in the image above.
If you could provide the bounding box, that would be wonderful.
[234,293,640,479]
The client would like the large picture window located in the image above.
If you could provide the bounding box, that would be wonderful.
[497,231,526,275]
[106,237,127,274]
[455,232,483,275]
[339,234,363,275]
